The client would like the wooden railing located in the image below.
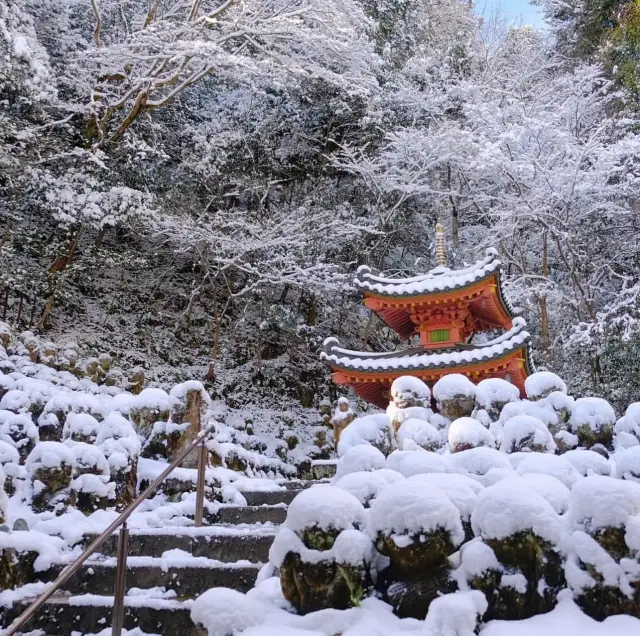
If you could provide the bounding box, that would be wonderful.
[3,426,215,636]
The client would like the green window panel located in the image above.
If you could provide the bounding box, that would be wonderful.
[430,329,450,343]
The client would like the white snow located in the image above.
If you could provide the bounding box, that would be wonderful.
[63,412,100,442]
[433,374,477,401]
[407,472,483,519]
[454,537,502,582]
[448,417,495,452]
[613,446,640,482]
[449,447,513,477]
[471,479,564,544]
[368,479,464,545]
[0,530,65,571]
[131,387,178,412]
[525,371,567,399]
[499,415,556,454]
[513,473,571,515]
[284,485,365,533]
[64,441,110,478]
[386,449,450,477]
[0,389,31,412]
[335,445,386,480]
[331,529,374,565]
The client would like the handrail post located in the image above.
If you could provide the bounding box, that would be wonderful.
[194,441,208,527]
[112,520,129,636]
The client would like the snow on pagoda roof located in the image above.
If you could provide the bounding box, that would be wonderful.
[321,318,531,373]
[355,248,501,297]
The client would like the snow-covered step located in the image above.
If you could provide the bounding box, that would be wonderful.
[51,555,262,597]
[2,593,197,636]
[212,504,288,525]
[241,488,303,506]
[87,525,277,561]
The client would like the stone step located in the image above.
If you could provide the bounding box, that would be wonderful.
[88,526,276,561]
[241,489,301,506]
[50,558,261,597]
[1,595,196,636]
[211,504,287,525]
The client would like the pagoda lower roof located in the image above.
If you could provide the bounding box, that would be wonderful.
[355,248,512,309]
[321,318,531,373]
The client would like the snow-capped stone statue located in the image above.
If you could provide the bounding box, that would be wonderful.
[331,397,355,450]
[25,441,75,514]
[433,374,477,420]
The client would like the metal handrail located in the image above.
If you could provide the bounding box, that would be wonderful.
[3,425,216,636]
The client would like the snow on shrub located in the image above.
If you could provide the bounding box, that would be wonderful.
[613,446,640,482]
[515,453,580,489]
[499,415,556,454]
[334,470,394,506]
[568,475,640,534]
[71,473,116,499]
[449,446,512,476]
[368,479,464,546]
[407,472,483,520]
[513,473,571,514]
[563,449,611,477]
[423,590,488,636]
[471,479,564,545]
[448,417,495,453]
[397,418,441,451]
[284,485,366,535]
[497,400,559,430]
[475,378,519,410]
[0,438,20,467]
[452,537,502,584]
[0,410,39,459]
[337,413,394,457]
[63,412,101,444]
[334,445,386,480]
[622,403,640,435]
[386,449,449,477]
[525,371,567,400]
[614,431,639,452]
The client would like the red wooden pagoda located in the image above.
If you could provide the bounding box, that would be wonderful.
[321,231,534,408]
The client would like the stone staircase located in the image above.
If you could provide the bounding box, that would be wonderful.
[1,475,334,636]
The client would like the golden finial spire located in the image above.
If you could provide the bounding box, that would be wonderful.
[435,222,446,267]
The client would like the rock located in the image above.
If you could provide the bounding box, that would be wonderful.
[0,525,9,533]
[12,518,28,532]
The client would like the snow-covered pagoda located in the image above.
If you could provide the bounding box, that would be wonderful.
[321,233,534,408]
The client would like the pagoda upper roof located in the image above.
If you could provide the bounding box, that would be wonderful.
[355,248,510,303]
[322,318,532,373]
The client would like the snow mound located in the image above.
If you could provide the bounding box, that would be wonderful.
[397,418,441,450]
[513,473,571,514]
[334,445,386,480]
[284,485,365,533]
[132,387,177,411]
[191,587,276,636]
[623,403,640,434]
[448,417,495,452]
[515,453,581,488]
[64,441,110,478]
[334,470,392,505]
[407,472,483,518]
[525,371,567,399]
[386,449,449,477]
[571,397,616,432]
[424,590,488,636]
[337,413,393,457]
[454,537,502,580]
[476,378,519,409]
[0,439,20,466]
[563,449,611,476]
[471,479,564,544]
[0,389,31,412]
[500,415,556,454]
[497,400,559,429]
[613,446,640,482]
[368,479,464,545]
[449,447,513,477]
[331,528,374,565]
[434,374,477,401]
[569,475,640,532]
